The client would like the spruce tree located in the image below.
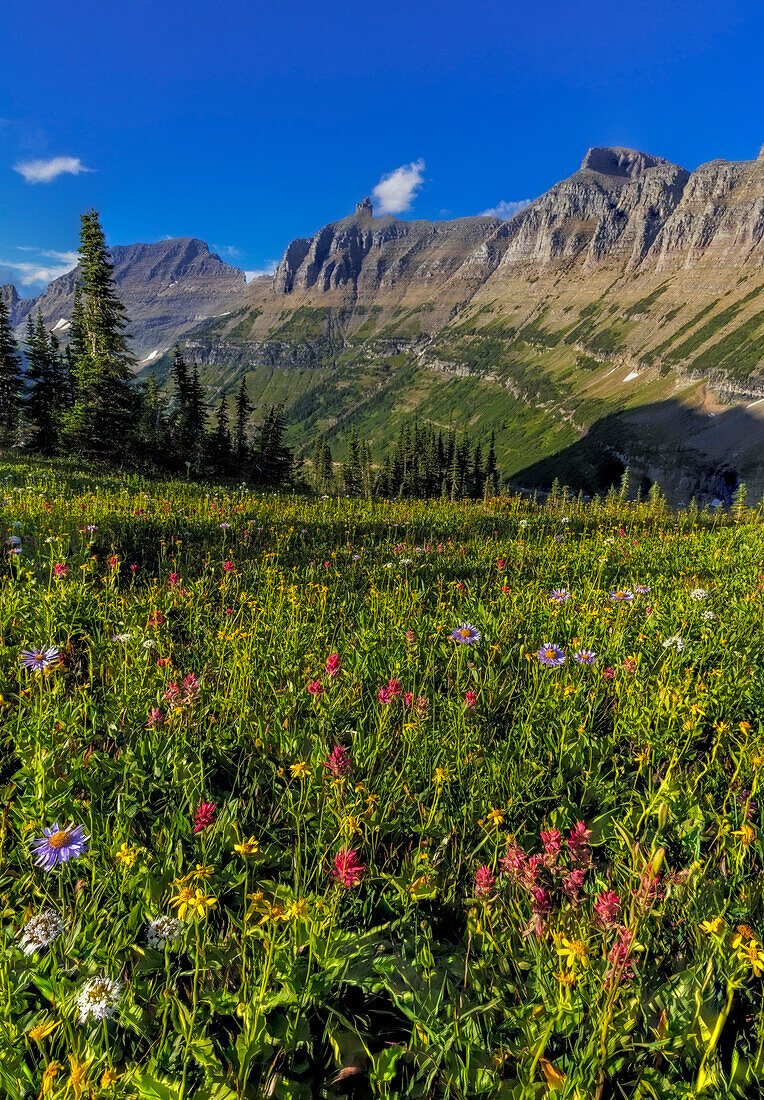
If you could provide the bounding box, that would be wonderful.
[25,311,57,453]
[63,209,136,461]
[0,296,22,445]
[213,396,232,472]
[233,378,251,461]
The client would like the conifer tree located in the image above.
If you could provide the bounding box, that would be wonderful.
[213,396,232,471]
[25,311,57,453]
[63,209,136,460]
[319,437,334,492]
[234,378,251,460]
[0,296,22,445]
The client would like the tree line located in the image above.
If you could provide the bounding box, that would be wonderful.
[0,208,502,496]
[313,420,501,500]
[0,209,292,482]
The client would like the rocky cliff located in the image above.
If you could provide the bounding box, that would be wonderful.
[2,238,246,358]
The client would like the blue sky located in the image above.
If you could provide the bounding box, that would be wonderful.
[1,0,763,292]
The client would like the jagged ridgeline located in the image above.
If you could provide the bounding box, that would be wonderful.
[4,144,764,499]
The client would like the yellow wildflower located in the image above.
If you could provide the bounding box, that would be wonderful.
[284,898,310,921]
[191,863,214,882]
[115,841,138,868]
[556,937,589,971]
[432,768,448,785]
[554,968,576,986]
[733,823,755,846]
[28,1017,60,1044]
[290,760,311,780]
[486,808,505,828]
[101,1068,121,1089]
[732,924,755,948]
[41,1062,61,1097]
[737,940,764,977]
[699,917,724,935]
[233,836,260,856]
[68,1054,90,1100]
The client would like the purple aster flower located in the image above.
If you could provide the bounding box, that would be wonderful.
[536,643,566,668]
[450,623,481,644]
[634,585,651,595]
[573,649,598,665]
[30,823,89,870]
[550,588,572,603]
[19,646,61,672]
[609,589,634,603]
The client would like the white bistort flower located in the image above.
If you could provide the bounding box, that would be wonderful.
[18,910,65,955]
[662,636,686,652]
[77,976,122,1024]
[146,914,182,949]
[690,588,709,601]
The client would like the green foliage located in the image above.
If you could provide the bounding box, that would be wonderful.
[0,463,763,1097]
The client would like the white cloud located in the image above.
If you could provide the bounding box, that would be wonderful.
[13,156,92,184]
[245,261,278,282]
[17,247,78,264]
[480,199,533,219]
[372,159,425,215]
[0,255,78,288]
[213,243,242,258]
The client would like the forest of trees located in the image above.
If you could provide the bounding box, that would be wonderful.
[0,208,502,497]
[312,420,501,500]
[0,209,293,484]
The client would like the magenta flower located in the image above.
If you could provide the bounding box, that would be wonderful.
[387,678,403,698]
[168,572,179,587]
[474,865,496,898]
[307,679,323,697]
[223,560,234,573]
[498,843,527,882]
[605,926,636,984]
[181,672,200,705]
[332,848,365,887]
[567,821,592,865]
[30,823,89,871]
[53,563,68,578]
[325,653,341,678]
[193,802,217,835]
[146,708,165,727]
[378,686,392,705]
[324,745,353,778]
[561,867,587,904]
[464,690,477,710]
[164,682,180,707]
[594,890,622,928]
[540,828,562,858]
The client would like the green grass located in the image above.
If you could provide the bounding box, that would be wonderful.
[2,460,764,1098]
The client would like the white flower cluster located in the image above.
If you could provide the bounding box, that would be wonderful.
[702,609,715,621]
[690,588,709,601]
[77,976,123,1024]
[662,636,686,652]
[18,910,65,955]
[146,914,182,949]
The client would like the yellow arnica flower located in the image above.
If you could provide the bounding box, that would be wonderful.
[115,841,138,867]
[555,968,576,986]
[432,768,448,785]
[732,924,755,948]
[556,937,589,971]
[233,836,260,856]
[284,898,310,921]
[41,1061,61,1097]
[68,1054,90,1100]
[101,1068,121,1089]
[28,1017,60,1044]
[290,760,311,780]
[487,808,505,828]
[737,940,764,977]
[700,917,724,935]
[733,823,755,845]
[183,889,217,919]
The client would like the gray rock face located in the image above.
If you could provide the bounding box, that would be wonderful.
[2,238,246,358]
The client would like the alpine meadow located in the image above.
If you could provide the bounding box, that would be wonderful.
[5,1,764,1096]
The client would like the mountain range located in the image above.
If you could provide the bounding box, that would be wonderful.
[4,142,764,501]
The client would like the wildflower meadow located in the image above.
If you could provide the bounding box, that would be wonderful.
[2,459,764,1099]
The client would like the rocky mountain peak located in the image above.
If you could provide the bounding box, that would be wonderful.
[580,146,677,178]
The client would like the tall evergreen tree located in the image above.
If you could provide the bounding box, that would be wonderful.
[212,396,232,471]
[0,296,22,445]
[25,311,57,453]
[233,378,251,459]
[63,209,136,460]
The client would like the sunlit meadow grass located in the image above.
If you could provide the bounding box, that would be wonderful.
[1,458,763,1098]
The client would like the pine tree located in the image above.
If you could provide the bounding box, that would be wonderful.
[63,209,137,460]
[252,405,292,486]
[342,427,362,494]
[25,311,57,453]
[319,437,334,492]
[187,364,207,472]
[0,296,22,445]
[213,396,232,471]
[234,378,251,461]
